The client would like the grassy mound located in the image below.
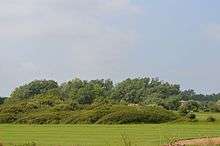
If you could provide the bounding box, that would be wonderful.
[1,104,178,124]
[96,105,179,124]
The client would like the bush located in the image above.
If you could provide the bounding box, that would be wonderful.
[207,116,216,122]
[0,101,39,114]
[96,105,179,124]
[16,112,62,124]
[52,104,73,111]
[178,106,189,116]
[78,95,93,105]
[9,105,179,124]
[0,113,17,123]
[208,102,220,112]
[186,113,196,120]
[63,106,111,124]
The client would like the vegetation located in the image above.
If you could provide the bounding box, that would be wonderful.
[0,116,220,146]
[207,116,216,122]
[0,104,178,124]
[186,113,196,120]
[0,77,220,124]
[10,80,58,99]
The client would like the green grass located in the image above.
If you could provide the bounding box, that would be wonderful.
[196,112,220,121]
[0,113,220,146]
[0,123,220,146]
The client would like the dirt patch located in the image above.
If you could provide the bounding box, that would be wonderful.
[165,137,220,146]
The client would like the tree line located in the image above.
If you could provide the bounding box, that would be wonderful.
[0,77,219,124]
[7,78,220,110]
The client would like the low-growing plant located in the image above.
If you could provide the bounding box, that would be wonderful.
[207,116,216,122]
[6,104,179,124]
[96,105,179,124]
[186,113,196,120]
[0,113,17,123]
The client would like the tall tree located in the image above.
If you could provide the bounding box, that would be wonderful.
[11,80,58,99]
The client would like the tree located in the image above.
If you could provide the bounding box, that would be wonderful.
[77,85,93,104]
[0,97,6,104]
[208,101,220,112]
[180,89,196,100]
[60,78,85,100]
[163,95,181,110]
[60,78,113,103]
[111,78,150,103]
[179,100,201,113]
[111,78,180,104]
[11,80,58,99]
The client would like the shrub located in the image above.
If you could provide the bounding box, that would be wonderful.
[207,116,216,122]
[96,105,179,124]
[208,101,220,112]
[63,106,111,124]
[178,106,189,116]
[78,95,93,105]
[52,104,73,111]
[15,112,62,124]
[186,113,196,120]
[10,105,179,124]
[0,101,39,114]
[0,113,17,123]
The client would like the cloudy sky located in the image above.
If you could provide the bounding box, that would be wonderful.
[1,0,220,96]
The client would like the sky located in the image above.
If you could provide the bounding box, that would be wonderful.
[1,0,220,96]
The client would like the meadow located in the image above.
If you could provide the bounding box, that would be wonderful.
[0,113,220,146]
[1,79,220,146]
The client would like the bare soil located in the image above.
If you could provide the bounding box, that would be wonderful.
[165,137,220,146]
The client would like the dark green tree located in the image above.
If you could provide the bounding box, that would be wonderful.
[111,78,180,103]
[11,80,58,99]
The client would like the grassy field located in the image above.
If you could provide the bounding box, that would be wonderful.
[0,113,220,146]
[196,112,220,121]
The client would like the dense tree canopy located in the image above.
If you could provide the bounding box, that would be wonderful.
[60,78,113,103]
[10,80,58,99]
[111,78,180,103]
[6,77,220,108]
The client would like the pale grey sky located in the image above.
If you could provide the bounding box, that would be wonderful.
[1,0,220,96]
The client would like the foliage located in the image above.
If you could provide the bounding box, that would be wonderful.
[186,113,196,120]
[181,89,220,102]
[96,105,179,124]
[162,95,181,110]
[178,105,189,116]
[15,112,62,124]
[1,77,220,124]
[0,97,6,104]
[179,100,201,113]
[111,78,180,104]
[207,116,216,122]
[0,104,178,124]
[10,80,58,99]
[60,78,113,104]
[0,113,18,123]
[208,101,220,112]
